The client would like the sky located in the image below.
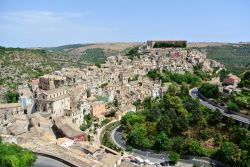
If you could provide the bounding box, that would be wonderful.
[0,0,250,47]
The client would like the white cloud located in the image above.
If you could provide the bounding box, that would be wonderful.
[0,11,83,23]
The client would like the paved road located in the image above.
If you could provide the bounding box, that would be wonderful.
[112,126,168,163]
[111,126,211,166]
[34,155,70,167]
[189,88,250,125]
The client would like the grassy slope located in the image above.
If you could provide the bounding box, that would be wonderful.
[194,44,250,74]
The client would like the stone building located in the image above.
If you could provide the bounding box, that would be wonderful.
[39,74,66,90]
[36,87,70,117]
[0,103,23,126]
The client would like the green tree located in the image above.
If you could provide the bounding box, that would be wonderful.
[147,69,160,80]
[0,142,37,167]
[227,101,240,112]
[157,115,172,135]
[199,129,209,141]
[182,140,207,156]
[212,142,246,166]
[128,123,152,148]
[169,151,180,165]
[154,132,173,151]
[219,69,230,82]
[208,109,223,125]
[5,91,18,103]
[199,83,219,98]
[214,134,223,146]
[133,99,141,111]
[147,107,161,122]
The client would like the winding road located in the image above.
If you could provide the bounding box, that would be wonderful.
[189,87,250,125]
[111,126,212,166]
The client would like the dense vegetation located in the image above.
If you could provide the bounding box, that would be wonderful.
[199,82,250,114]
[196,44,250,74]
[4,91,19,103]
[80,113,93,131]
[0,138,37,167]
[153,41,187,48]
[199,83,219,99]
[80,48,106,64]
[124,47,140,60]
[79,48,120,65]
[239,70,250,88]
[147,69,203,87]
[121,83,250,166]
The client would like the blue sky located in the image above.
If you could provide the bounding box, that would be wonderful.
[0,0,250,47]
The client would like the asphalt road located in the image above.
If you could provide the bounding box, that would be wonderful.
[34,155,70,167]
[112,126,211,166]
[189,88,250,125]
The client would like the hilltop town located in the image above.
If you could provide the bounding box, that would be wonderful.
[1,40,231,167]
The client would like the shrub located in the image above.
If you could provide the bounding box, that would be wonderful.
[169,151,180,165]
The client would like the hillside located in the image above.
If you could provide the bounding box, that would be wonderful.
[0,46,86,102]
[191,43,250,74]
[45,42,141,64]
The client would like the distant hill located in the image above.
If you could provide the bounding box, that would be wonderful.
[191,43,250,74]
[45,42,141,64]
[187,42,227,48]
[45,43,95,52]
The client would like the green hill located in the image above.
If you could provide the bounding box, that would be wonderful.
[194,44,250,74]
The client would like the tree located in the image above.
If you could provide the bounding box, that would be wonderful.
[169,151,180,165]
[182,140,207,156]
[180,84,190,98]
[154,132,173,151]
[229,127,248,146]
[219,69,229,82]
[199,129,209,140]
[0,142,37,167]
[125,47,140,60]
[168,110,189,134]
[227,101,240,112]
[214,134,223,146]
[143,97,152,109]
[147,107,161,122]
[157,115,172,135]
[133,99,141,111]
[95,63,101,68]
[147,69,160,80]
[212,142,245,166]
[128,123,152,148]
[208,109,223,125]
[171,137,185,154]
[199,83,219,98]
[188,107,203,126]
[4,91,18,103]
